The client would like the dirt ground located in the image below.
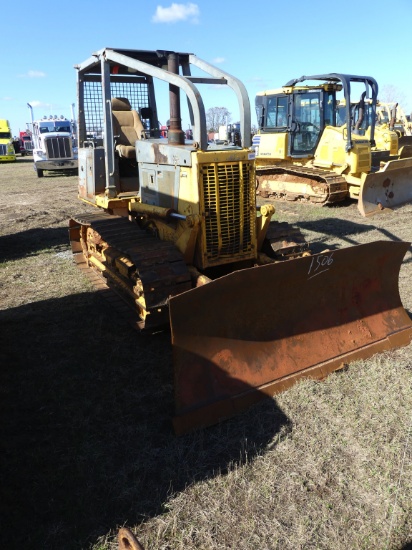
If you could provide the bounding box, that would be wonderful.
[1,156,412,550]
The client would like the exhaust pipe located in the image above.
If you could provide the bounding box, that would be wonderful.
[389,103,398,132]
[167,53,185,146]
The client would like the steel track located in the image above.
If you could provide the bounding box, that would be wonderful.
[257,164,348,204]
[69,212,192,331]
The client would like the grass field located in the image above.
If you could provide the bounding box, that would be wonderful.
[1,157,412,550]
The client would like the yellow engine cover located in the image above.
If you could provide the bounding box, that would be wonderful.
[255,132,288,161]
[372,125,398,156]
[314,126,371,175]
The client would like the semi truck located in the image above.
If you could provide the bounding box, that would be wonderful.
[19,130,34,156]
[27,104,78,177]
[0,119,16,162]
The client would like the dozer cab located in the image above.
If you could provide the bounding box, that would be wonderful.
[69,51,412,434]
[254,73,412,216]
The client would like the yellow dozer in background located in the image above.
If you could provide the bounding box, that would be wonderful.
[376,101,412,137]
[375,101,412,159]
[69,51,412,434]
[337,95,411,160]
[254,73,412,216]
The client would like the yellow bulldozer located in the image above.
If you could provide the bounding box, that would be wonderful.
[376,101,412,137]
[254,73,412,216]
[69,51,412,434]
[337,95,412,160]
[375,101,412,160]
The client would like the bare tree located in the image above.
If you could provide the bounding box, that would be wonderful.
[206,107,231,133]
[380,84,407,106]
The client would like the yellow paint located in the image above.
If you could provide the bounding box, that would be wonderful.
[0,119,16,162]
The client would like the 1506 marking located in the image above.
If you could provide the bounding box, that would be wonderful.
[308,252,334,279]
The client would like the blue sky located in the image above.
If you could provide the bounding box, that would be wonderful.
[2,0,412,136]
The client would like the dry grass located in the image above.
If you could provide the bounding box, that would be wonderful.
[1,157,412,550]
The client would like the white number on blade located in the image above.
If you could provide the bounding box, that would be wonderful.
[308,252,334,279]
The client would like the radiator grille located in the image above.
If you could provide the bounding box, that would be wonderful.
[202,161,254,261]
[45,137,72,159]
[22,140,34,152]
[358,145,371,171]
[0,144,7,155]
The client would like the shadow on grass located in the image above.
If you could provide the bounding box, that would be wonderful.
[293,216,406,254]
[15,156,34,164]
[37,170,78,178]
[0,227,70,261]
[0,292,290,549]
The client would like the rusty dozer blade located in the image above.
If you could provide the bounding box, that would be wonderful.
[170,241,412,435]
[398,137,412,162]
[358,157,412,216]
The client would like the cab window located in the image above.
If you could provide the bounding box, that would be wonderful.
[266,96,288,127]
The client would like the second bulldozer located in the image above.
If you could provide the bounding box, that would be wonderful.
[376,101,412,137]
[375,101,412,160]
[254,73,412,216]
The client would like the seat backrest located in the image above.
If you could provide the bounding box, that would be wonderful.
[111,97,145,146]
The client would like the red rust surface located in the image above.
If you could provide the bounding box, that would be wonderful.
[359,159,412,216]
[170,241,412,434]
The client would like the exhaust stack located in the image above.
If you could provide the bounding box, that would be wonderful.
[167,53,185,146]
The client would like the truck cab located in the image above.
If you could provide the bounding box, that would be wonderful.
[0,119,17,162]
[27,106,78,177]
[19,131,34,156]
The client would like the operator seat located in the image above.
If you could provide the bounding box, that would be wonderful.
[111,97,145,159]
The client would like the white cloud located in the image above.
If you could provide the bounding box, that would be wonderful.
[248,77,266,84]
[247,76,271,90]
[28,101,71,116]
[19,70,46,78]
[28,100,50,109]
[152,3,199,24]
[1,96,14,101]
[213,57,225,64]
[28,70,46,78]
